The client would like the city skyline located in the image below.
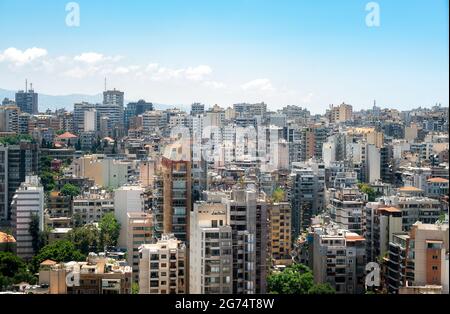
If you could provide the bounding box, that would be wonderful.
[0,0,449,114]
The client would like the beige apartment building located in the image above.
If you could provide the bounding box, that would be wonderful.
[71,154,130,188]
[44,254,132,294]
[268,202,292,265]
[127,212,153,282]
[138,234,186,294]
[189,201,233,294]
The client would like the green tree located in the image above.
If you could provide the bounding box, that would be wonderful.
[72,212,83,228]
[68,224,100,255]
[99,213,121,248]
[0,134,34,145]
[29,214,49,253]
[0,252,36,290]
[31,240,85,273]
[272,187,285,202]
[40,171,56,192]
[267,263,336,294]
[40,155,53,172]
[307,283,336,294]
[357,183,377,202]
[55,130,65,135]
[29,214,41,253]
[60,183,81,198]
[132,282,139,294]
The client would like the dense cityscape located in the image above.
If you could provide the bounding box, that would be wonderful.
[0,84,448,295]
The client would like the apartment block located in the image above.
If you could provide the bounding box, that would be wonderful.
[268,202,292,265]
[313,224,366,294]
[189,202,233,294]
[329,187,366,235]
[11,175,44,260]
[127,212,153,283]
[138,234,186,294]
[365,202,402,262]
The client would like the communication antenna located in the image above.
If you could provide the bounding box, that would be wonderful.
[25,79,28,92]
[104,77,107,91]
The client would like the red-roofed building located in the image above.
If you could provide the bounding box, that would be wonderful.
[55,132,78,147]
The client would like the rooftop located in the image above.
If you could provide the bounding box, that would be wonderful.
[0,232,16,243]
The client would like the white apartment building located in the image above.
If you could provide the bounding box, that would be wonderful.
[329,187,366,235]
[114,185,145,248]
[378,195,441,231]
[83,109,97,132]
[313,224,366,294]
[72,188,114,225]
[11,175,44,260]
[138,234,186,294]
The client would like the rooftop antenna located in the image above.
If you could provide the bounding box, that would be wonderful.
[25,79,28,92]
[30,82,33,91]
[104,77,107,91]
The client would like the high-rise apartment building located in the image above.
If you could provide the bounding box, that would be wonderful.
[114,185,145,248]
[268,202,292,264]
[0,105,19,133]
[364,203,402,262]
[15,85,38,114]
[290,162,325,237]
[190,103,205,116]
[11,175,44,260]
[138,234,186,294]
[313,224,366,294]
[72,188,114,225]
[0,145,8,222]
[330,186,366,235]
[162,144,192,243]
[103,89,124,107]
[0,141,39,222]
[223,187,268,294]
[189,202,233,294]
[326,103,353,123]
[127,212,153,282]
[73,102,96,133]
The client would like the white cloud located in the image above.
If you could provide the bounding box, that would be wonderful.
[113,65,140,74]
[184,65,212,81]
[145,63,159,72]
[63,66,101,79]
[144,63,212,81]
[203,80,226,89]
[241,78,275,92]
[73,52,122,64]
[0,47,48,65]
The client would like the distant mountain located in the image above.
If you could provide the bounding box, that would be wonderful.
[0,88,188,112]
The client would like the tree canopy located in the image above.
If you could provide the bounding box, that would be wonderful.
[267,263,336,294]
[0,134,34,145]
[60,183,81,197]
[99,213,121,249]
[272,187,285,202]
[0,252,36,290]
[357,183,377,202]
[31,240,85,273]
[68,224,100,255]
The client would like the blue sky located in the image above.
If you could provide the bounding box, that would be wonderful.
[0,0,448,113]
